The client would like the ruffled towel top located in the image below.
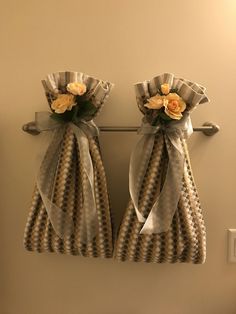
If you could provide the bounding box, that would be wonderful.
[42,71,113,120]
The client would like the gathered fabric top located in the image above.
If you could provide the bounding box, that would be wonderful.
[134,73,209,115]
[41,71,114,119]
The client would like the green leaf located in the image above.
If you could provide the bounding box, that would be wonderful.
[76,100,97,119]
[50,106,78,122]
[152,115,161,126]
[159,111,172,121]
[50,112,67,122]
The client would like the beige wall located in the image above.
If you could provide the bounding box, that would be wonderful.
[1,0,236,313]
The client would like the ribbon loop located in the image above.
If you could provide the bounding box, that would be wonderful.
[36,111,98,243]
[129,113,193,234]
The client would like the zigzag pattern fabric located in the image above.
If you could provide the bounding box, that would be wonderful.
[24,72,114,257]
[115,73,208,263]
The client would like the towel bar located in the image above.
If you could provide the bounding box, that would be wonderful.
[22,121,220,136]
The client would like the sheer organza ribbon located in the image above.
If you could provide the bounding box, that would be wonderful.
[35,111,98,243]
[129,113,193,234]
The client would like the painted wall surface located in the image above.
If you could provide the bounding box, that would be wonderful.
[1,1,236,313]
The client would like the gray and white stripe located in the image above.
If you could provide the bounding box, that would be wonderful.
[41,71,114,118]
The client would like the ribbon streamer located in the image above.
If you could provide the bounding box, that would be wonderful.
[35,111,98,243]
[129,113,193,234]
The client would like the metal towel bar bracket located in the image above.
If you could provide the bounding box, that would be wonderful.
[22,121,220,136]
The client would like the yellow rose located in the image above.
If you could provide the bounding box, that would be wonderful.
[144,95,164,109]
[67,82,87,96]
[161,83,170,95]
[51,94,76,114]
[164,93,186,120]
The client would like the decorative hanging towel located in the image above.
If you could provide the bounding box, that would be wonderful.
[115,73,209,264]
[24,71,114,257]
